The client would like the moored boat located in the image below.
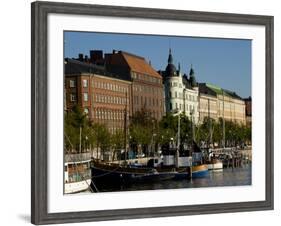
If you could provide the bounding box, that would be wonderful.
[207,159,223,170]
[91,160,176,185]
[64,152,92,194]
[173,164,209,179]
[191,164,209,177]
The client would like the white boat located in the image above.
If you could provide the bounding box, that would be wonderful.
[64,178,92,194]
[64,152,92,194]
[207,160,223,170]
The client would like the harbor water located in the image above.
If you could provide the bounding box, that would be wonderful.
[91,164,252,193]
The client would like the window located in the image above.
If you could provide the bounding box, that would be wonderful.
[175,92,177,98]
[170,103,172,110]
[175,102,178,109]
[70,94,76,102]
[84,108,89,114]
[69,80,75,88]
[132,72,136,79]
[82,79,88,88]
[83,93,88,102]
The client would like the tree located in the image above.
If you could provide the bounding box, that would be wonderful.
[111,129,125,161]
[64,105,90,153]
[92,123,111,160]
[129,107,155,156]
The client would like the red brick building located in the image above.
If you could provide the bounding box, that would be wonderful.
[104,50,164,120]
[65,49,165,130]
[65,59,131,133]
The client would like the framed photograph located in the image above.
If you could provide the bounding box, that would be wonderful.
[31,1,274,225]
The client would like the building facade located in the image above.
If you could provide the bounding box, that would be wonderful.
[161,49,199,124]
[199,83,246,124]
[65,50,247,128]
[198,93,218,122]
[104,50,164,121]
[65,59,132,133]
[244,96,252,126]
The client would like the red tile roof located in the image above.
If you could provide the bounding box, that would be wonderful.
[121,52,162,79]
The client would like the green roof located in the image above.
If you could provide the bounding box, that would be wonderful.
[205,83,241,99]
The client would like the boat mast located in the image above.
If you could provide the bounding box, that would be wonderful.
[222,90,225,149]
[124,92,128,162]
[208,99,212,148]
[192,111,195,141]
[175,109,180,168]
[79,126,82,153]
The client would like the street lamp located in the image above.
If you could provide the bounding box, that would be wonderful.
[190,109,195,142]
[172,108,181,168]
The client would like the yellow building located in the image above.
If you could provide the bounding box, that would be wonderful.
[199,93,218,122]
[199,83,246,125]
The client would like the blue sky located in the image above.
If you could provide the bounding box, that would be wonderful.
[64,31,251,98]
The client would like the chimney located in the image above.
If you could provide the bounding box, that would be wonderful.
[85,55,89,62]
[113,49,117,54]
[90,50,103,63]
[78,53,84,61]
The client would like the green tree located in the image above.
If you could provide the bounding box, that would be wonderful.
[129,107,155,156]
[111,129,125,161]
[92,123,111,159]
[64,105,90,153]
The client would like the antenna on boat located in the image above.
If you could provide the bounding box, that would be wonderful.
[124,91,128,163]
[222,90,225,150]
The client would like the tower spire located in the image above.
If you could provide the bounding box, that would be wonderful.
[189,64,197,87]
[168,48,173,64]
[189,64,194,76]
[165,48,176,77]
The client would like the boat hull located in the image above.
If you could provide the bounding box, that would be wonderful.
[192,164,209,178]
[174,164,209,179]
[64,179,91,194]
[91,164,175,185]
[207,161,223,170]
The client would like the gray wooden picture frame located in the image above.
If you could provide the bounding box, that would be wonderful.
[31,1,274,225]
